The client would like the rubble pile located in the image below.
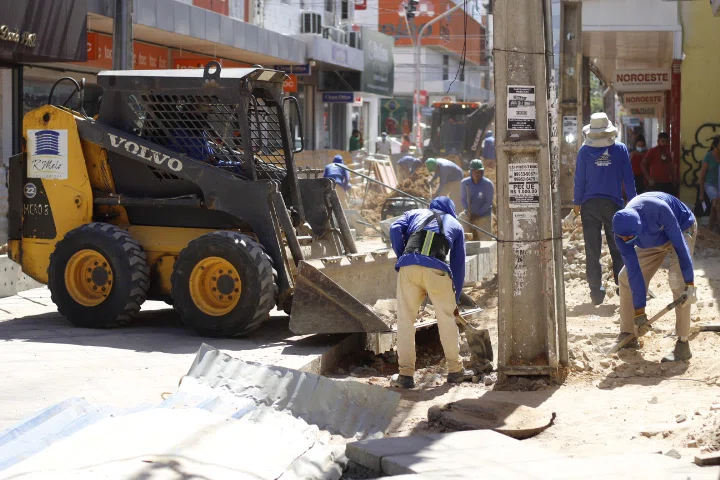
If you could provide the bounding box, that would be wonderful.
[562,214,617,298]
[0,244,7,255]
[360,165,433,226]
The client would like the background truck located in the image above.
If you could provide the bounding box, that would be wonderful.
[423,101,496,166]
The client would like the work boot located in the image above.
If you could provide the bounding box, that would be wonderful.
[591,287,606,306]
[661,339,692,363]
[447,368,475,384]
[615,332,639,349]
[390,374,415,389]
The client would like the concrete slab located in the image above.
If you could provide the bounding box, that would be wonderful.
[380,441,559,476]
[0,287,362,431]
[0,256,43,299]
[347,430,532,472]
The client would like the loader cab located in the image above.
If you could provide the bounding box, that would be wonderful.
[93,64,304,230]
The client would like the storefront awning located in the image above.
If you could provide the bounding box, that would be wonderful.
[86,0,305,66]
[297,35,364,71]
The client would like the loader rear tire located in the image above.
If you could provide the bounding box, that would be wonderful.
[48,223,150,328]
[171,231,276,337]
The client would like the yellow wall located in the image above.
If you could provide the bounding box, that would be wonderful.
[679,2,720,205]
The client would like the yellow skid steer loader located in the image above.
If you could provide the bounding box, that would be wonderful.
[6,62,394,337]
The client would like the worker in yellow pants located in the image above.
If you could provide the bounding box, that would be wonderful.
[389,196,474,388]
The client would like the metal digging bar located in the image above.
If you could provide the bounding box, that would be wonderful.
[340,164,498,240]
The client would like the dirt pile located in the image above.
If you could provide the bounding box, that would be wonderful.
[562,214,617,300]
[0,244,7,255]
[360,165,433,226]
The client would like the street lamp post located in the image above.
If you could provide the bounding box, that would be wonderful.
[411,2,465,152]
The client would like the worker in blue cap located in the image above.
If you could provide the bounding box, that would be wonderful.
[612,192,698,362]
[323,154,351,208]
[389,196,474,388]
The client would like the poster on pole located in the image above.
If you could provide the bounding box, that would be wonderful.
[507,86,536,130]
[508,163,540,208]
[562,116,578,142]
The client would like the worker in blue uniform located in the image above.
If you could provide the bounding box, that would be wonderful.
[425,157,463,209]
[323,154,351,208]
[389,196,474,388]
[459,159,494,241]
[612,192,698,362]
[397,155,422,182]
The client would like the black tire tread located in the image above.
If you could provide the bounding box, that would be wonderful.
[171,231,276,336]
[48,222,150,327]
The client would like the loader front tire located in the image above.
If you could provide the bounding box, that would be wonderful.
[48,223,150,328]
[171,231,276,337]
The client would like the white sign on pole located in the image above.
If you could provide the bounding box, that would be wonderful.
[562,116,578,142]
[508,163,540,208]
[614,70,671,92]
[507,86,536,130]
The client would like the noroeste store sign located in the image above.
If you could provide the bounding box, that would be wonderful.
[621,92,665,109]
[614,69,671,92]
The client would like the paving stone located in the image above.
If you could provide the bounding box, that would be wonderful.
[347,430,519,472]
[380,438,562,476]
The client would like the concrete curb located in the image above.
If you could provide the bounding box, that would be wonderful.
[0,256,43,299]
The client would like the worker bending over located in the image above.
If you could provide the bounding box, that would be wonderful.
[612,192,698,362]
[426,158,463,208]
[459,159,494,241]
[389,197,474,388]
[397,155,422,182]
[323,155,351,208]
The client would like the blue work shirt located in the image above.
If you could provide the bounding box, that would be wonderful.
[613,192,695,310]
[461,176,494,217]
[574,142,636,208]
[323,161,351,191]
[430,158,464,191]
[390,197,466,301]
[482,135,496,160]
[398,155,422,174]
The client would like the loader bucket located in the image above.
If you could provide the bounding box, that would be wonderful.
[289,254,397,335]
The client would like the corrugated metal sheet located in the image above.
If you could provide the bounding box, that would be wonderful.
[0,344,400,478]
[184,343,401,439]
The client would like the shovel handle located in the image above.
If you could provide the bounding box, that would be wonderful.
[605,296,686,357]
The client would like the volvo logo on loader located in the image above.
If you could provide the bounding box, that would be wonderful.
[108,134,184,172]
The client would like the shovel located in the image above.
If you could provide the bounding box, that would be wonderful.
[605,295,687,356]
[455,307,494,363]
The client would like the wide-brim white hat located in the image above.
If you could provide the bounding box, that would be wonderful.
[583,112,618,137]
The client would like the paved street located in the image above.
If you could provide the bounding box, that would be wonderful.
[0,287,353,431]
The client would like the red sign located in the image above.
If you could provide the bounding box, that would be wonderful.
[415,89,429,106]
[173,51,250,69]
[283,74,298,92]
[78,33,169,70]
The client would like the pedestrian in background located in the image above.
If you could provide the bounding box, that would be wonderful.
[376,132,392,156]
[426,158,464,209]
[630,135,648,194]
[699,136,720,204]
[459,159,494,241]
[401,134,412,153]
[323,155,351,208]
[642,132,676,195]
[573,112,637,305]
[349,129,362,153]
[613,192,697,362]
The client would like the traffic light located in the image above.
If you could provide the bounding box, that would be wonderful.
[406,0,419,19]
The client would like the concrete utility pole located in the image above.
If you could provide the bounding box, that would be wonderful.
[558,0,583,208]
[112,0,133,70]
[493,0,567,378]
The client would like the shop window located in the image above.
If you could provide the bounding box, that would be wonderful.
[23,76,103,118]
[341,0,349,20]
